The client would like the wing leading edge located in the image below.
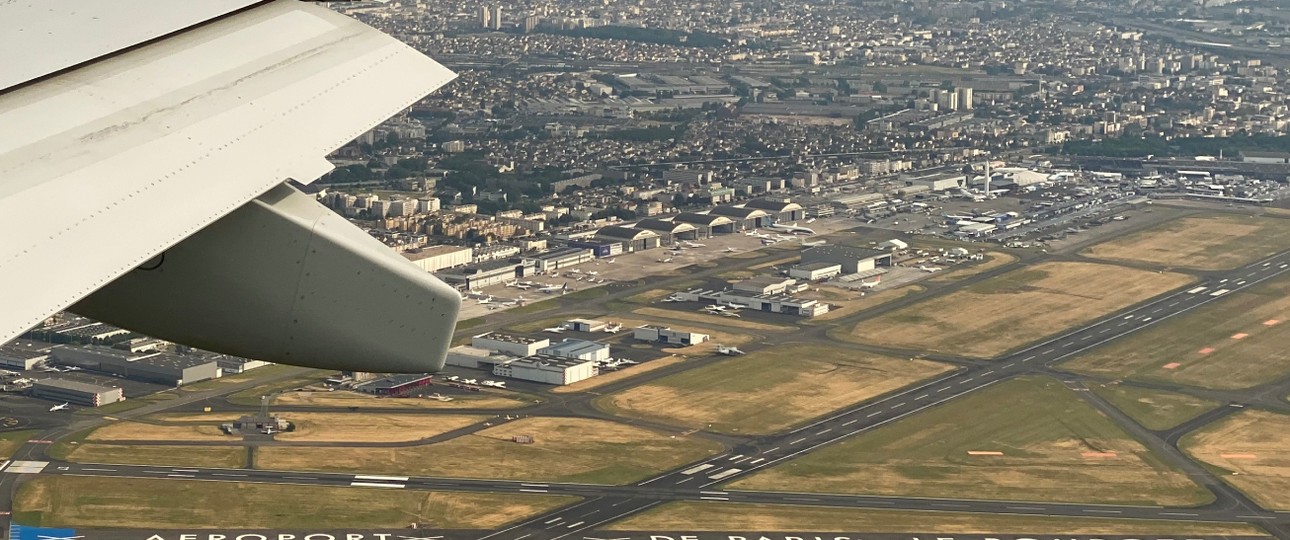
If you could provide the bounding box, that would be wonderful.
[0,0,461,372]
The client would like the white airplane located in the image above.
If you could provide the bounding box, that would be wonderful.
[263,427,278,435]
[658,257,674,263]
[716,345,745,356]
[49,402,70,412]
[427,393,454,402]
[721,311,743,318]
[543,326,567,334]
[704,305,728,312]
[806,218,817,224]
[768,223,816,235]
[462,379,478,385]
[918,265,943,273]
[446,376,461,382]
[477,296,496,305]
[514,283,532,291]
[481,380,507,388]
[604,323,623,334]
[0,0,460,374]
[725,247,739,253]
[683,241,706,248]
[616,359,638,365]
[503,279,518,288]
[860,280,881,289]
[662,295,684,302]
[539,283,571,295]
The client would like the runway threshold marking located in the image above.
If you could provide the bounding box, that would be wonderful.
[351,481,405,489]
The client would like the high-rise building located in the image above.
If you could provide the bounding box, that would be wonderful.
[956,87,974,110]
[492,5,503,29]
[523,15,540,33]
[480,6,491,29]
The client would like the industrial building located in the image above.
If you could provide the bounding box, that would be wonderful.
[403,245,472,273]
[214,356,273,374]
[633,219,700,244]
[539,339,611,363]
[633,325,709,346]
[29,378,123,407]
[801,246,893,274]
[789,262,843,281]
[436,259,530,290]
[472,333,550,357]
[444,345,502,369]
[594,226,661,252]
[565,319,608,332]
[733,276,807,296]
[671,213,735,237]
[707,205,769,231]
[491,354,598,385]
[672,288,829,317]
[51,346,220,386]
[742,199,804,222]
[356,373,434,396]
[524,247,594,273]
[0,342,49,370]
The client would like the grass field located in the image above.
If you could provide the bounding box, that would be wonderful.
[925,251,1019,283]
[805,285,925,322]
[1183,410,1290,510]
[605,503,1265,535]
[59,443,245,468]
[841,262,1193,358]
[1064,272,1290,389]
[633,307,795,332]
[256,417,722,485]
[1082,214,1290,270]
[596,344,952,435]
[730,376,1211,506]
[272,390,528,409]
[0,430,37,459]
[551,355,688,394]
[85,416,239,442]
[1093,385,1220,431]
[14,476,574,529]
[275,413,484,443]
[228,376,327,406]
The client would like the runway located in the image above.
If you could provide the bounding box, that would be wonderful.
[13,249,1290,538]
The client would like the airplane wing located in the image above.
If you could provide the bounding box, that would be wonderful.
[0,0,460,372]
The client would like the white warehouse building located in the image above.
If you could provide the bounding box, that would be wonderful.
[538,339,610,363]
[492,354,598,385]
[472,333,549,357]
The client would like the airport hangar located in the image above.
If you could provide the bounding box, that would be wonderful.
[801,245,893,274]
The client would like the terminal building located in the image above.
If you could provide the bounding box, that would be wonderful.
[50,346,220,386]
[633,325,709,346]
[29,378,124,407]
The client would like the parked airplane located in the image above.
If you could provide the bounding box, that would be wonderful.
[427,393,454,402]
[662,295,683,302]
[716,345,745,356]
[721,311,743,318]
[658,257,674,263]
[514,283,532,290]
[543,326,567,334]
[539,283,571,294]
[806,218,817,224]
[918,265,943,273]
[462,379,478,385]
[682,241,706,248]
[481,380,507,388]
[49,402,70,412]
[767,222,816,235]
[860,280,881,289]
[604,323,623,334]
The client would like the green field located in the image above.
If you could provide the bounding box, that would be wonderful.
[595,344,951,434]
[0,430,38,459]
[14,477,575,529]
[1093,385,1220,431]
[256,416,722,485]
[606,503,1266,535]
[730,376,1211,506]
[1064,272,1290,389]
[1082,214,1290,270]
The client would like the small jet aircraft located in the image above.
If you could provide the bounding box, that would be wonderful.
[543,326,567,334]
[539,283,571,295]
[716,345,745,356]
[481,380,507,388]
[604,322,623,334]
[860,280,881,289]
[49,402,70,412]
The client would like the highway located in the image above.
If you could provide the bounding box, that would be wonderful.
[12,248,1290,538]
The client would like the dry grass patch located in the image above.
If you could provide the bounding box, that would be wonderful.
[926,251,1019,283]
[807,285,925,322]
[731,376,1210,506]
[275,413,484,443]
[274,390,526,410]
[844,262,1193,358]
[1065,272,1290,389]
[597,344,951,435]
[1183,410,1290,510]
[257,417,722,485]
[62,444,245,469]
[552,355,688,394]
[86,421,232,443]
[634,307,795,332]
[1082,214,1290,270]
[606,503,1265,535]
[14,476,574,529]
